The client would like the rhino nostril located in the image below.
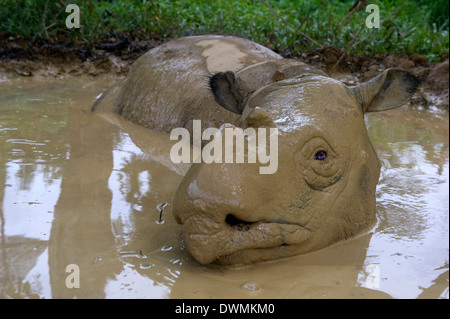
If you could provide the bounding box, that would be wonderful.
[225,214,253,231]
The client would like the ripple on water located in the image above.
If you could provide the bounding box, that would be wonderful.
[242,280,261,292]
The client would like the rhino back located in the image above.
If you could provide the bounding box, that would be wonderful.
[95,35,282,134]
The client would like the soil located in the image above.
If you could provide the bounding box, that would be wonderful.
[1,34,448,109]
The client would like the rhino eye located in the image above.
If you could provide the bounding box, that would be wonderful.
[314,150,327,161]
[297,137,344,190]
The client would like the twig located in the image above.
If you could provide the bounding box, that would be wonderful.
[41,0,50,39]
[330,0,407,73]
[329,23,366,73]
[157,202,168,223]
[44,22,57,34]
[41,0,66,39]
[150,0,161,22]
[328,0,333,31]
[261,0,322,48]
[335,0,368,32]
[328,0,335,44]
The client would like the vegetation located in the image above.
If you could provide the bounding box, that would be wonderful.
[1,0,448,62]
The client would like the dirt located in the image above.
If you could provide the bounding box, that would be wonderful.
[299,46,449,110]
[0,34,160,77]
[1,34,448,109]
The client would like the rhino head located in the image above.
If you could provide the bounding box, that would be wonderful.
[172,62,421,265]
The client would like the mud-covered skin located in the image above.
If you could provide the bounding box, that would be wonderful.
[93,35,421,265]
[93,35,282,134]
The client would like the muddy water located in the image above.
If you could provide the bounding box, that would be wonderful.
[0,76,448,299]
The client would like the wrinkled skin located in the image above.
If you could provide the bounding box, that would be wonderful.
[93,35,421,265]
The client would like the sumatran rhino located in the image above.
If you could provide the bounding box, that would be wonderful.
[92,35,421,265]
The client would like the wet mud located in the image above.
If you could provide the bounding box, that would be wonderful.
[0,75,448,299]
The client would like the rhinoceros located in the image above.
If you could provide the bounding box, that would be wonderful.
[92,35,421,265]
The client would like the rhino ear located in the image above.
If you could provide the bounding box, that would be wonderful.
[209,71,245,114]
[209,62,281,115]
[351,68,422,113]
[209,60,323,115]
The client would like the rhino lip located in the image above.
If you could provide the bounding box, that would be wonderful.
[225,213,312,232]
[182,213,312,264]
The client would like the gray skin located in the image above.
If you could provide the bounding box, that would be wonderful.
[92,35,421,265]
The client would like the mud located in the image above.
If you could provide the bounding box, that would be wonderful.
[0,37,448,299]
[0,74,448,299]
[1,35,448,109]
[0,34,160,77]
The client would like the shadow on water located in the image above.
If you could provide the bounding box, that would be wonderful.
[0,77,448,299]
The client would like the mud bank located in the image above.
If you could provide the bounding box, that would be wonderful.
[1,35,448,109]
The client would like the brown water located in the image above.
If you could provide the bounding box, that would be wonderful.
[0,76,448,299]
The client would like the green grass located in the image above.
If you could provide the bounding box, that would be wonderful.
[1,0,448,62]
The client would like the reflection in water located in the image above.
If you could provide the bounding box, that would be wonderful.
[365,107,449,299]
[48,101,119,298]
[0,77,448,299]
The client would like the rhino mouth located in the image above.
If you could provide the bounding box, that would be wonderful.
[182,213,313,265]
[225,214,253,231]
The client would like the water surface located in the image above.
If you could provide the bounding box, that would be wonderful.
[0,76,448,298]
